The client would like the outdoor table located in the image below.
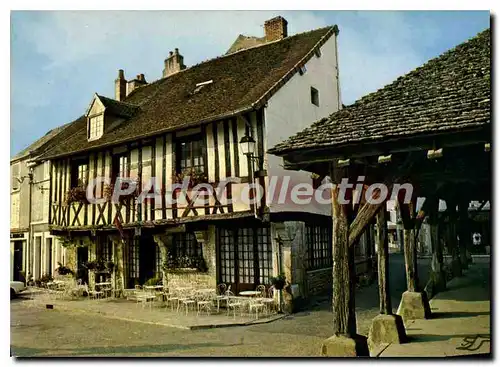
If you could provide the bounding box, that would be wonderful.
[195,288,215,294]
[239,291,261,297]
[144,285,163,290]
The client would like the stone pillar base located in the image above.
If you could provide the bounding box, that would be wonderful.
[321,334,369,357]
[368,314,407,348]
[397,291,432,322]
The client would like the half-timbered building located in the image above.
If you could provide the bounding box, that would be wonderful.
[33,17,374,303]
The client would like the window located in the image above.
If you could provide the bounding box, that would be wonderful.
[171,232,201,259]
[71,160,88,187]
[100,239,112,262]
[112,154,129,180]
[176,135,205,174]
[311,87,320,107]
[299,65,307,75]
[314,48,322,58]
[155,245,162,277]
[305,224,332,270]
[217,226,273,288]
[46,238,53,277]
[88,114,104,140]
[11,163,20,191]
[128,240,140,279]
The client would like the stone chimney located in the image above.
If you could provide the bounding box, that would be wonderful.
[163,48,186,78]
[115,69,126,101]
[264,16,288,42]
[126,74,147,97]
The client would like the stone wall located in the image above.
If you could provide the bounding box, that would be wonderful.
[306,267,332,296]
[65,246,77,273]
[163,225,217,291]
[167,269,213,290]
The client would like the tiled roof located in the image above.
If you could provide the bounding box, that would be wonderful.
[226,34,266,54]
[38,25,336,160]
[269,29,491,156]
[97,94,139,118]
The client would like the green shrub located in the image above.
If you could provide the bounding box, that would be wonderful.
[144,276,162,286]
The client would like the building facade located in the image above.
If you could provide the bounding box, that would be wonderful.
[10,125,69,282]
[32,17,374,306]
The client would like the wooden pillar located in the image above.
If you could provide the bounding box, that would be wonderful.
[458,200,471,269]
[445,199,462,278]
[322,165,369,357]
[331,183,356,337]
[397,195,431,321]
[376,207,391,314]
[368,206,407,347]
[399,198,419,292]
[427,197,446,297]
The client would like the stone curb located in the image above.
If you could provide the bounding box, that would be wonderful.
[189,314,287,330]
[19,300,284,331]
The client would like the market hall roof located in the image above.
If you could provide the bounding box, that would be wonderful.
[269,29,491,157]
[37,25,338,161]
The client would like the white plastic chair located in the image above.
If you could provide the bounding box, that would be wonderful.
[178,289,196,315]
[248,298,266,319]
[226,291,244,319]
[196,291,215,316]
[260,285,276,314]
[216,284,230,313]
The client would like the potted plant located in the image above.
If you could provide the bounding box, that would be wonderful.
[84,260,98,271]
[270,273,286,290]
[105,261,115,272]
[55,262,74,276]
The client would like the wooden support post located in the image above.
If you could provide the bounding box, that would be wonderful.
[368,206,407,347]
[425,197,446,298]
[331,184,357,337]
[396,195,431,322]
[399,198,419,292]
[445,199,462,278]
[458,200,471,269]
[322,165,368,357]
[376,207,391,314]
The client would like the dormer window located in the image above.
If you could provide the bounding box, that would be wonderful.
[88,114,104,140]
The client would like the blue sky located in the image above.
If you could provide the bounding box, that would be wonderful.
[10,10,490,157]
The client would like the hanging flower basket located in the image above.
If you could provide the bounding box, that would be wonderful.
[104,180,139,203]
[173,168,208,189]
[64,186,89,206]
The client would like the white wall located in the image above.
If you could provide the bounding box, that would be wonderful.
[265,34,340,215]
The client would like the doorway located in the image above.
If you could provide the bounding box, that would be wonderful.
[77,245,89,284]
[217,225,272,294]
[13,242,23,282]
[139,235,157,284]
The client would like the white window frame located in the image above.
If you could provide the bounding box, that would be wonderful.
[88,114,104,140]
[11,162,20,193]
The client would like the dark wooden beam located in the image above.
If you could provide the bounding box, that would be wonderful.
[331,165,357,337]
[376,207,392,314]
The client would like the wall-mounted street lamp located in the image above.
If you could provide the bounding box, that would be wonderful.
[239,134,257,159]
[239,133,265,219]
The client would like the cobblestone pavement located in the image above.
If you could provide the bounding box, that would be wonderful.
[11,254,431,357]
